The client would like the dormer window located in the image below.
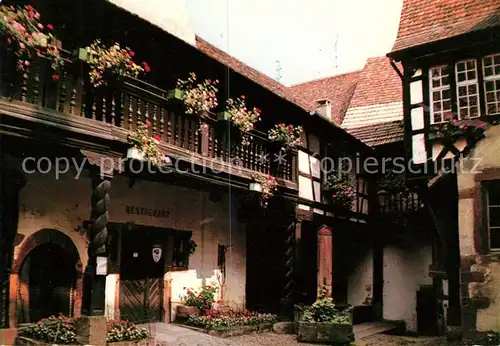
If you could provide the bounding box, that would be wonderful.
[316,99,331,119]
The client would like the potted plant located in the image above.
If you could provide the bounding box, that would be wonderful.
[19,314,78,344]
[169,72,219,118]
[268,123,303,150]
[298,285,354,345]
[219,95,261,145]
[0,4,63,79]
[127,120,170,166]
[323,173,356,211]
[251,172,278,208]
[82,39,150,87]
[177,284,219,318]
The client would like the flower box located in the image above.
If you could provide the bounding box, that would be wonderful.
[14,336,80,346]
[297,322,354,345]
[217,111,232,121]
[126,147,145,161]
[167,88,185,101]
[249,182,262,192]
[177,305,198,318]
[108,340,149,346]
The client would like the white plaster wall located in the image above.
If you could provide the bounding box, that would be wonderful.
[347,249,373,306]
[383,244,433,332]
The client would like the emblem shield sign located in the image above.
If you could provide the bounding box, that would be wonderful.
[152,245,162,263]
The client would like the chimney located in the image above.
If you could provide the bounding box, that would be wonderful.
[316,99,332,120]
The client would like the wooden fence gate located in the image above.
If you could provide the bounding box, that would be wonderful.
[120,278,163,323]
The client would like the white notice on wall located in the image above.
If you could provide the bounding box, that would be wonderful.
[96,256,108,276]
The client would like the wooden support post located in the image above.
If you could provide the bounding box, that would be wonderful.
[317,225,333,297]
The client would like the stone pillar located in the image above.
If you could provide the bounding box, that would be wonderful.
[317,225,333,297]
[77,165,111,346]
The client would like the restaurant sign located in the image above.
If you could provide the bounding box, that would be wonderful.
[125,205,170,218]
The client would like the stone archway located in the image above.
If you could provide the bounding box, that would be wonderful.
[10,229,83,325]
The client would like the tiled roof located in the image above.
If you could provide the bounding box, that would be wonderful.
[342,102,404,129]
[289,71,361,124]
[195,36,314,113]
[348,57,402,108]
[341,57,403,129]
[391,0,500,53]
[346,120,404,146]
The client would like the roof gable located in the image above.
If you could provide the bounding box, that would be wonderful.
[391,0,500,53]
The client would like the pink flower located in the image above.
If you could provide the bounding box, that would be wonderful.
[47,24,54,30]
[7,38,11,45]
[38,23,44,30]
[145,120,151,128]
[19,43,25,49]
[241,95,245,99]
[52,74,60,81]
[142,62,151,73]
[129,50,135,57]
[154,134,161,141]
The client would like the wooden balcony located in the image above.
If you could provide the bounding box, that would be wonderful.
[0,51,297,186]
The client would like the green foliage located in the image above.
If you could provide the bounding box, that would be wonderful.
[302,286,352,325]
[106,320,149,343]
[323,173,356,209]
[184,284,218,315]
[22,314,77,344]
[186,308,277,330]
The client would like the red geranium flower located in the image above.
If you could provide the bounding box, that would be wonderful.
[47,24,54,30]
[52,74,60,81]
[154,134,161,141]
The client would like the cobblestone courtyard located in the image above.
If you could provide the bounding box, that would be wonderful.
[142,323,460,346]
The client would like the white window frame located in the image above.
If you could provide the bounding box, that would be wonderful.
[455,59,480,119]
[429,65,452,124]
[483,53,500,116]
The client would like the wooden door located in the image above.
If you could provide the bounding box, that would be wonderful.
[120,278,163,323]
[119,228,165,323]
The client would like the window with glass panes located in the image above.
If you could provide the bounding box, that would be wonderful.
[430,65,452,124]
[486,181,500,249]
[455,59,479,119]
[483,54,500,116]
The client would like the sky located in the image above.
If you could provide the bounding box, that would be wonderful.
[185,0,404,86]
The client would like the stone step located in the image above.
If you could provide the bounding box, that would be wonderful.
[354,322,401,340]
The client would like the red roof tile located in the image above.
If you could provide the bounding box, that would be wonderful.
[391,0,500,53]
[289,71,361,124]
[348,57,402,108]
[195,36,313,113]
[346,120,404,146]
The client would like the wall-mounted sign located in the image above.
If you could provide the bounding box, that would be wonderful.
[152,244,163,263]
[125,205,170,218]
[96,256,108,276]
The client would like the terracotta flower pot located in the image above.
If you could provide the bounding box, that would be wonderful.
[177,305,198,318]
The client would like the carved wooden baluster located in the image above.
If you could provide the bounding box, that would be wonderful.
[256,144,263,172]
[166,114,172,144]
[174,115,181,147]
[32,64,40,105]
[160,108,165,138]
[80,84,87,118]
[118,93,125,127]
[283,221,295,305]
[194,121,200,154]
[101,91,107,123]
[183,118,191,150]
[214,136,219,160]
[58,71,67,113]
[144,102,149,125]
[20,66,29,102]
[128,95,134,130]
[136,98,142,125]
[208,127,214,158]
[91,92,97,120]
[152,104,158,134]
[110,94,116,125]
[69,85,77,115]
[246,142,253,170]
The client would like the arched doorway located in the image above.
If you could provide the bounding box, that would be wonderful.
[12,229,81,324]
[27,243,76,322]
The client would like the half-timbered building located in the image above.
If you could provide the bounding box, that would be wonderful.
[387,0,500,341]
[0,0,381,335]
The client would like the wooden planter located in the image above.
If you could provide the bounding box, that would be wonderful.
[14,336,80,346]
[297,322,354,345]
[108,340,148,346]
[177,305,198,318]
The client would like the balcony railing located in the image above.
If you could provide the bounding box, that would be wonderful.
[0,50,297,184]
